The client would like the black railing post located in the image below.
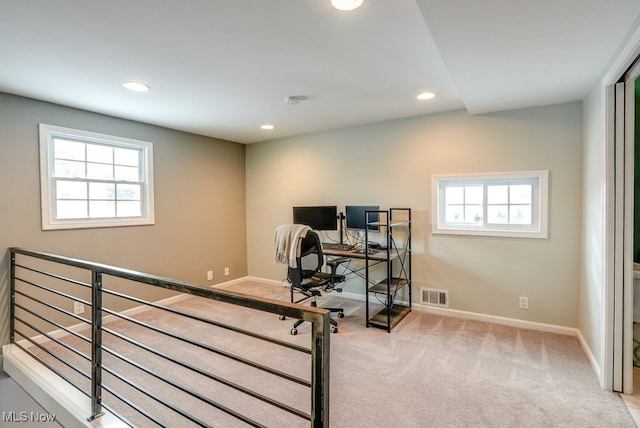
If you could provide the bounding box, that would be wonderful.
[10,250,16,343]
[88,270,104,421]
[310,313,330,428]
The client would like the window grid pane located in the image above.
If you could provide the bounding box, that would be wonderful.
[87,162,114,180]
[509,204,532,224]
[487,185,508,204]
[117,201,142,217]
[115,165,140,181]
[89,201,116,218]
[465,186,483,204]
[54,160,86,178]
[510,184,531,204]
[57,200,88,219]
[54,139,85,161]
[485,184,533,226]
[464,205,483,224]
[86,144,113,163]
[444,186,484,224]
[445,205,464,223]
[487,205,509,224]
[56,181,87,200]
[114,147,140,166]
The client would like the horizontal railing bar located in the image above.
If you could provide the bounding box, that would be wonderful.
[13,329,91,386]
[15,263,91,290]
[101,331,310,420]
[98,401,136,428]
[102,286,311,354]
[14,289,90,329]
[102,309,310,387]
[14,276,91,309]
[100,384,166,427]
[15,304,91,357]
[12,247,327,322]
[101,360,255,428]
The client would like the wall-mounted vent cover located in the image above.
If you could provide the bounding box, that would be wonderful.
[420,287,449,308]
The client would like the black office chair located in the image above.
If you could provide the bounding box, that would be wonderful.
[278,228,350,334]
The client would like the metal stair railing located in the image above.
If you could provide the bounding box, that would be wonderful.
[9,247,330,427]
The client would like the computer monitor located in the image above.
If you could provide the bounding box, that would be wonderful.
[345,205,380,232]
[292,205,338,231]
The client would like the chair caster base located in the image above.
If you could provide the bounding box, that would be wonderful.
[330,326,338,334]
[290,328,298,335]
[337,312,344,318]
[279,315,286,321]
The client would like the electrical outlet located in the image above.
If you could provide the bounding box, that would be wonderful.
[207,270,213,281]
[224,267,230,276]
[73,301,85,315]
[519,296,529,310]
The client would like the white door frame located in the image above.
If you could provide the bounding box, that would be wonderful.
[612,80,626,392]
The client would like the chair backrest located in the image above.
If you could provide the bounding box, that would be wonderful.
[288,230,324,287]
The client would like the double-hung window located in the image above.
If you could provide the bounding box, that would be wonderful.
[39,124,155,230]
[432,170,548,239]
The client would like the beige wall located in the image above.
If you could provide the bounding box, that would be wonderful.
[0,93,248,349]
[580,84,608,379]
[247,102,583,328]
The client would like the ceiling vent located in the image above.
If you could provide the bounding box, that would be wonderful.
[284,95,308,105]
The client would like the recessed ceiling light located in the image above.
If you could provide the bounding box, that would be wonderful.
[123,81,150,92]
[261,124,275,130]
[417,92,436,101]
[331,0,364,11]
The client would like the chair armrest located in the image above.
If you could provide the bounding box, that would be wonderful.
[327,257,350,267]
[325,257,350,288]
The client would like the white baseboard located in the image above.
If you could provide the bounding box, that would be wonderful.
[243,276,578,336]
[576,328,601,379]
[2,344,125,427]
[411,302,577,336]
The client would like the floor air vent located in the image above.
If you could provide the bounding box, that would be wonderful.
[420,287,449,308]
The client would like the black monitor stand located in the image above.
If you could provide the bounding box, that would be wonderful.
[338,212,345,244]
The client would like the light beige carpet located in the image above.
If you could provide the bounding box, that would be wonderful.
[23,280,637,427]
[221,281,636,428]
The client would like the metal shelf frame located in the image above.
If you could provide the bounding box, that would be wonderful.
[364,208,411,332]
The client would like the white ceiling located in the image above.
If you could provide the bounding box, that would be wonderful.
[1,1,638,144]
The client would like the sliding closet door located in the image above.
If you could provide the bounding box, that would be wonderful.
[613,61,640,394]
[613,81,625,392]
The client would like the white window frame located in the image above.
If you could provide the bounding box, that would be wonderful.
[39,124,155,230]
[432,170,549,239]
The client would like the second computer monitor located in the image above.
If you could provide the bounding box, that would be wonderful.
[345,205,380,232]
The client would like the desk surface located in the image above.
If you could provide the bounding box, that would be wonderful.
[323,246,406,261]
